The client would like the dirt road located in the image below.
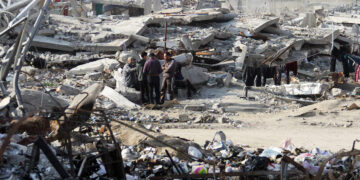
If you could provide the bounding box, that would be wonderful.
[161,90,360,152]
[163,126,359,152]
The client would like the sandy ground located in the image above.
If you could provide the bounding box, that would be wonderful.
[163,125,360,152]
[157,82,360,153]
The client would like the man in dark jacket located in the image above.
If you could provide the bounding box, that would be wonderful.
[160,52,177,103]
[136,52,149,104]
[123,57,137,88]
[143,53,162,104]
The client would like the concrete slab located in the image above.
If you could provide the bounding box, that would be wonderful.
[32,36,75,52]
[37,15,149,53]
[267,83,330,96]
[192,32,215,50]
[239,17,280,33]
[100,86,139,109]
[326,16,360,25]
[305,29,340,45]
[116,84,141,103]
[106,16,150,36]
[68,58,119,76]
[33,36,131,53]
[79,39,131,52]
[91,0,142,8]
[149,8,236,25]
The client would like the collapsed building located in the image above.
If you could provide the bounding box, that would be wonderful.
[0,0,360,179]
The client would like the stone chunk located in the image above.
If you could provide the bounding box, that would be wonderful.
[180,35,194,50]
[56,85,81,96]
[21,66,38,76]
[117,50,141,64]
[178,114,190,122]
[173,53,193,65]
[84,72,102,81]
[184,104,206,111]
[331,88,345,97]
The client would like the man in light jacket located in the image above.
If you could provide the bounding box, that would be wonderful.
[160,52,177,103]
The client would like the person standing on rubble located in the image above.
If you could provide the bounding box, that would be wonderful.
[137,52,149,104]
[160,52,177,104]
[123,57,137,88]
[143,53,162,104]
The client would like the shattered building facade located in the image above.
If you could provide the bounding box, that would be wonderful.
[0,0,360,179]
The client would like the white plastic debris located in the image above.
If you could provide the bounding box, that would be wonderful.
[188,146,203,159]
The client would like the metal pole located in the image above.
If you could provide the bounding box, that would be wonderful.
[0,1,6,9]
[0,34,21,95]
[165,150,183,175]
[13,14,30,114]
[8,0,39,27]
[164,21,167,52]
[65,137,75,176]
[13,0,51,115]
[3,0,32,12]
[0,16,27,37]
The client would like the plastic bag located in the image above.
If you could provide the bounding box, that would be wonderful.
[188,146,203,159]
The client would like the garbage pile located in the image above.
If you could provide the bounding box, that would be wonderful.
[118,132,360,180]
[2,120,360,180]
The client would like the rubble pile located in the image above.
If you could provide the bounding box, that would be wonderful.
[2,123,360,179]
[1,0,360,179]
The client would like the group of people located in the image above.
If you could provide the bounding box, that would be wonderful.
[243,61,298,87]
[122,51,197,105]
